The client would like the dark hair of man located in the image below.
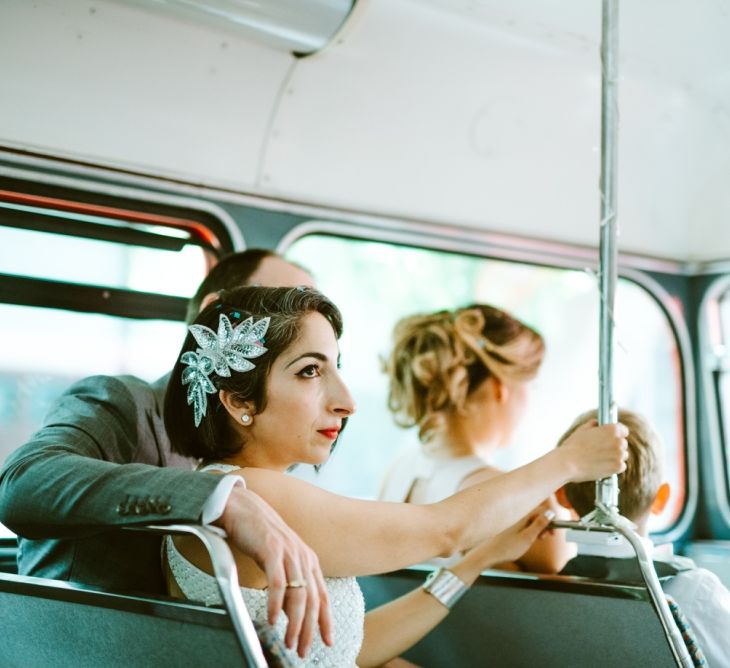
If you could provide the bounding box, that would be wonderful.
[185,249,278,324]
[558,408,663,520]
[166,286,343,461]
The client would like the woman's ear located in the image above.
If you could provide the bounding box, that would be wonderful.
[219,390,255,422]
[651,482,671,515]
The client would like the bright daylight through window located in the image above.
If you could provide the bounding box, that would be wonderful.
[0,223,207,492]
[287,233,685,533]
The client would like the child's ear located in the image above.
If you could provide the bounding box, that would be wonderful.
[651,482,671,515]
[555,486,573,511]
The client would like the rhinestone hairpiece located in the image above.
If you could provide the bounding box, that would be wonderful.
[181,313,270,427]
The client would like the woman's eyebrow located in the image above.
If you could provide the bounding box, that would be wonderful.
[285,352,328,369]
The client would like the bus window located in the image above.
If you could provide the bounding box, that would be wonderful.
[286,233,685,533]
[0,208,210,481]
[0,221,204,297]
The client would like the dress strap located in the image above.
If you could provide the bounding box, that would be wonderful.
[198,463,243,474]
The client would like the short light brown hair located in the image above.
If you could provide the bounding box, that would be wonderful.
[559,409,663,520]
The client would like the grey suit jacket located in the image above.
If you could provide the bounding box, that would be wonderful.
[0,374,220,594]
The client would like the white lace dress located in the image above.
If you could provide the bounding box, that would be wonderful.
[165,465,365,666]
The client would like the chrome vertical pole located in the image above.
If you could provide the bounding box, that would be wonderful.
[577,18,692,657]
[596,0,620,512]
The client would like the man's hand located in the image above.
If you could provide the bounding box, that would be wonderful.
[216,486,332,658]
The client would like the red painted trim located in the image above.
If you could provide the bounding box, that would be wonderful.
[0,189,221,249]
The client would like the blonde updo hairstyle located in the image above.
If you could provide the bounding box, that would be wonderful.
[386,304,545,443]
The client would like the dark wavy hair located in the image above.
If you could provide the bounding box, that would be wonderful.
[166,286,343,461]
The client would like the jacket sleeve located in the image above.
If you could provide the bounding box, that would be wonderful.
[0,375,220,539]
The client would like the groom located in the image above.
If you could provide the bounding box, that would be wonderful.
[0,248,331,656]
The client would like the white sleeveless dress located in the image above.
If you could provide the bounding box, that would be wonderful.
[165,464,365,667]
[378,446,487,567]
[378,446,486,505]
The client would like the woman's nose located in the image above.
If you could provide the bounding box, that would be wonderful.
[331,375,356,416]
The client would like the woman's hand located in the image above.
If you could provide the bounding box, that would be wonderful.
[558,421,628,483]
[467,505,553,570]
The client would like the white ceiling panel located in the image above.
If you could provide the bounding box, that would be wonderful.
[0,0,294,188]
[262,0,730,261]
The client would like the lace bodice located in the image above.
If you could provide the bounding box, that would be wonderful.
[165,538,365,667]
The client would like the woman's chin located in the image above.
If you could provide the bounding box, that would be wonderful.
[308,447,333,467]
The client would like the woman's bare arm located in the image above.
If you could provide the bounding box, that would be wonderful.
[357,510,551,667]
[239,422,627,577]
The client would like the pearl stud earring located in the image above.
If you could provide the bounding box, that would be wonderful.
[241,414,251,425]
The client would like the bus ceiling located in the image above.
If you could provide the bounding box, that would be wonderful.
[0,1,729,264]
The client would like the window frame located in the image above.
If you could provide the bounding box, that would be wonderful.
[699,274,730,531]
[0,173,241,319]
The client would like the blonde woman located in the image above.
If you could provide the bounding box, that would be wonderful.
[380,304,573,573]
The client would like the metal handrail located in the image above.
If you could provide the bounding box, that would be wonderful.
[595,0,620,513]
[553,519,694,667]
[132,523,269,668]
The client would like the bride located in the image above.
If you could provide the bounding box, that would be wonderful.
[163,286,628,667]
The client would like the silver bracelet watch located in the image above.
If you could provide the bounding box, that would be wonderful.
[422,567,469,609]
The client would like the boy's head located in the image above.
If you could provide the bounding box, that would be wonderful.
[557,408,669,524]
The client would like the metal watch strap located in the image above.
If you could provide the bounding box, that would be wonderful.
[422,567,469,609]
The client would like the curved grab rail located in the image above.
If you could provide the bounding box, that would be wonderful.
[552,520,693,668]
[131,523,269,668]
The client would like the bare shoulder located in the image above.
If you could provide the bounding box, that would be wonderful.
[240,467,334,505]
[459,464,504,491]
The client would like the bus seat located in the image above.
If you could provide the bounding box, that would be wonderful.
[0,536,17,574]
[0,524,282,667]
[358,569,683,667]
[0,571,246,667]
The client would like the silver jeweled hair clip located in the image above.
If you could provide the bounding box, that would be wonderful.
[181,313,270,426]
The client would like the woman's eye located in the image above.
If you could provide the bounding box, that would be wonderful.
[297,364,320,378]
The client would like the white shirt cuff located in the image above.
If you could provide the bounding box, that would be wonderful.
[201,474,245,525]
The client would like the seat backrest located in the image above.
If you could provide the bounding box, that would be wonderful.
[0,536,17,574]
[359,569,680,667]
[0,571,246,668]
